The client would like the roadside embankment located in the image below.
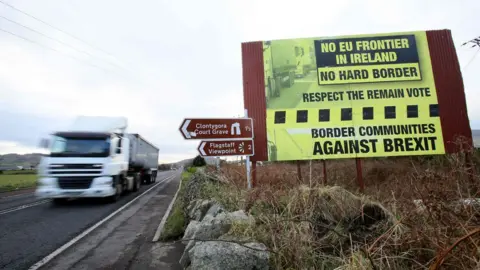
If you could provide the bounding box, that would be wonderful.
[159,153,480,269]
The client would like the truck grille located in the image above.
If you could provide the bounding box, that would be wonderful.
[51,170,99,175]
[49,164,103,175]
[57,177,94,189]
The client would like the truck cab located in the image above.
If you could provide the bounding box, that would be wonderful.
[35,116,144,204]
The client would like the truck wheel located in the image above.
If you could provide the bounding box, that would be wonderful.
[146,173,153,185]
[151,173,156,183]
[133,173,141,192]
[108,176,123,203]
[52,198,67,205]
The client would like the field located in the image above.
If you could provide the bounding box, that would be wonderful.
[200,151,480,269]
[0,170,37,192]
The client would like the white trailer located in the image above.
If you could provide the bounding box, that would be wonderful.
[127,133,159,185]
[35,116,160,204]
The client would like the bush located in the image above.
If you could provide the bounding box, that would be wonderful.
[193,155,206,167]
[206,153,480,269]
[186,167,197,174]
[158,164,170,171]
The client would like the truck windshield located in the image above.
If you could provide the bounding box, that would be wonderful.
[50,136,111,157]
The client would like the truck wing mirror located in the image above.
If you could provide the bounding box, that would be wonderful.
[39,138,49,149]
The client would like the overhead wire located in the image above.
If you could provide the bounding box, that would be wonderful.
[462,48,479,71]
[0,27,111,72]
[461,36,480,71]
[0,15,127,71]
[0,1,159,88]
[0,0,131,70]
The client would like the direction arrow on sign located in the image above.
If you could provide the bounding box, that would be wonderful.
[198,139,254,157]
[179,118,253,140]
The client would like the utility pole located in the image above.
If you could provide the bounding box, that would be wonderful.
[462,36,480,48]
[461,36,480,70]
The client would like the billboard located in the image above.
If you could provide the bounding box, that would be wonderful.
[263,31,445,161]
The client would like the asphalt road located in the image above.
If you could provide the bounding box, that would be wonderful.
[0,170,177,270]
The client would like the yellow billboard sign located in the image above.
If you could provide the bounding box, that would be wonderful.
[263,31,444,161]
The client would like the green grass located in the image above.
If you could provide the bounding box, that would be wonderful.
[159,169,195,241]
[0,174,38,192]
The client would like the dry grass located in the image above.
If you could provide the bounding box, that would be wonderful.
[205,149,480,270]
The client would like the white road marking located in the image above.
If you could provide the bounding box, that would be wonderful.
[0,199,50,216]
[0,190,34,199]
[152,172,183,242]
[28,173,176,270]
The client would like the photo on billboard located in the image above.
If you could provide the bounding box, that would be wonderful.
[263,31,445,161]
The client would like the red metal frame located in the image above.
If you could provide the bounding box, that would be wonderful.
[426,30,473,152]
[241,42,268,162]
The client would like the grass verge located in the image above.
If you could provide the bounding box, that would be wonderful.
[159,167,197,241]
[0,174,37,192]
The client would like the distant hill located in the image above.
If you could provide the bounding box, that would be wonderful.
[473,130,480,148]
[0,153,42,169]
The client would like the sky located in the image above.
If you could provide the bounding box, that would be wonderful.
[0,0,479,163]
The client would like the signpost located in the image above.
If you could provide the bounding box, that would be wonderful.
[179,118,253,140]
[179,115,255,188]
[198,139,254,157]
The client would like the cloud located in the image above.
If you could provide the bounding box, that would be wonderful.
[0,0,479,163]
[0,140,46,155]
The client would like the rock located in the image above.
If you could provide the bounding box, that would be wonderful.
[193,210,252,240]
[182,175,204,213]
[182,221,200,243]
[179,248,191,269]
[187,200,200,216]
[228,210,251,222]
[189,200,214,221]
[182,170,220,213]
[189,241,269,270]
[179,210,254,268]
[194,212,231,240]
[205,203,225,218]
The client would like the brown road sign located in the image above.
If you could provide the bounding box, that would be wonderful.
[179,118,253,140]
[198,139,254,157]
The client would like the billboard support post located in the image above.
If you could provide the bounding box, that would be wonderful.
[356,158,364,192]
[245,109,252,189]
[297,161,302,182]
[309,160,312,187]
[465,151,475,183]
[322,160,327,185]
[252,161,257,188]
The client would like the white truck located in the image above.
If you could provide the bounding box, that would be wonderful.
[35,116,159,204]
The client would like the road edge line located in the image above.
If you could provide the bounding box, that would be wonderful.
[0,199,50,216]
[28,173,175,270]
[0,188,35,199]
[152,171,183,242]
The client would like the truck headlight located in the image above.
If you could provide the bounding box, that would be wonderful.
[95,177,113,185]
[37,177,55,187]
